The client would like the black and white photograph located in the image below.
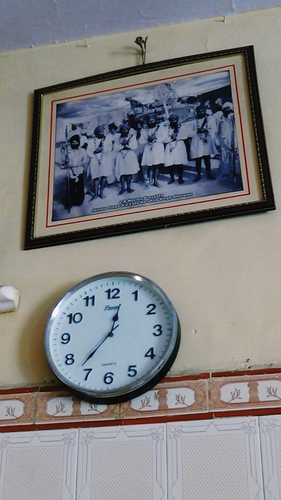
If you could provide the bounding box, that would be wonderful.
[25,47,275,249]
[52,70,242,222]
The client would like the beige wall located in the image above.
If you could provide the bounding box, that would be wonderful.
[1,7,281,389]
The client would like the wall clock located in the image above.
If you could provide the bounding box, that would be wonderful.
[45,271,180,404]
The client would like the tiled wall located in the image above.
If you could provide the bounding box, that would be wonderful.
[2,416,281,498]
[2,371,281,498]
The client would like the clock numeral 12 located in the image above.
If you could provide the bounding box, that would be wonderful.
[105,288,120,300]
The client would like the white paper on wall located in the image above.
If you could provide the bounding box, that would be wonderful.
[76,423,167,500]
[167,416,264,500]
[0,429,78,500]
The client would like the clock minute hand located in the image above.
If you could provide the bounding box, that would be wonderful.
[81,305,121,366]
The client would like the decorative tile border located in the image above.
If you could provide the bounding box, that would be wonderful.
[119,379,208,420]
[2,369,281,431]
[209,373,281,412]
[35,390,122,425]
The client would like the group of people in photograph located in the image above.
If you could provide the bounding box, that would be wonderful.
[59,93,239,210]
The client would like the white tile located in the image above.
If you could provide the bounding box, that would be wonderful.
[77,423,167,500]
[0,428,78,500]
[259,415,281,499]
[167,417,264,500]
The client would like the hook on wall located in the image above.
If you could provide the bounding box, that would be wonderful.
[135,36,148,65]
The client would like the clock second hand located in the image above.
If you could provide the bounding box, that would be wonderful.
[81,305,121,366]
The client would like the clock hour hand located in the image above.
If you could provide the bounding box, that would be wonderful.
[81,305,121,366]
[111,306,119,326]
[106,304,120,338]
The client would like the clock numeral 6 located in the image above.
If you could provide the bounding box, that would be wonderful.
[65,353,75,365]
[104,372,114,384]
[127,365,137,377]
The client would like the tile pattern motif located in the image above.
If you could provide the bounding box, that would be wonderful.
[0,429,78,500]
[77,424,167,500]
[1,370,281,430]
[167,417,264,500]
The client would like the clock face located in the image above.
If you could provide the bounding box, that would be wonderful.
[45,272,180,404]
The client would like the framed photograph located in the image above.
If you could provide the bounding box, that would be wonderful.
[25,45,275,249]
